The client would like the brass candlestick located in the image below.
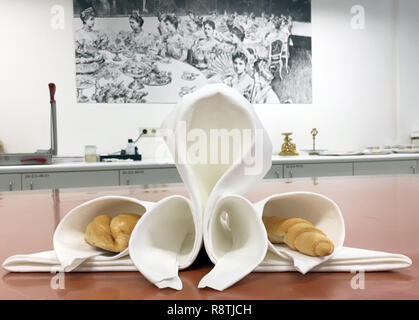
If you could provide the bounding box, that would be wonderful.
[279,132,299,156]
[309,128,319,155]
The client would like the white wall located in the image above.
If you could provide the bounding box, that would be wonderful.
[0,0,407,158]
[397,0,419,144]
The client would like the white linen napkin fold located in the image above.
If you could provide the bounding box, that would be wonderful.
[128,195,200,290]
[256,247,412,272]
[198,195,268,291]
[3,246,410,274]
[253,191,411,274]
[53,195,154,271]
[254,192,345,274]
[2,251,138,272]
[2,195,196,276]
[128,84,273,290]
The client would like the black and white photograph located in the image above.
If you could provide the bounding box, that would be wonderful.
[73,0,312,104]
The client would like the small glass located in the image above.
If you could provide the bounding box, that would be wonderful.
[85,145,97,163]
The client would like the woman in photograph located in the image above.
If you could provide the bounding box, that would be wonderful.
[223,51,254,101]
[75,7,108,49]
[128,12,145,42]
[191,20,222,69]
[161,15,188,61]
[156,11,168,37]
[216,24,256,75]
[181,10,199,35]
[263,15,293,76]
[251,59,280,104]
[226,25,252,56]
[127,11,155,53]
[179,10,202,50]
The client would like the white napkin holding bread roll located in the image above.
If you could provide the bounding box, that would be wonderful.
[253,191,412,274]
[53,195,152,271]
[2,194,201,280]
[254,192,345,274]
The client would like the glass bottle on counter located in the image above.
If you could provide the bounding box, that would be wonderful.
[85,145,97,162]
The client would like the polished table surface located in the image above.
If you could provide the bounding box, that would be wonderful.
[0,175,418,300]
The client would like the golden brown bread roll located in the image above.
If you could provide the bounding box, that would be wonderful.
[262,216,334,257]
[84,213,141,253]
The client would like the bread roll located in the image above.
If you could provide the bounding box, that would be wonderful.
[84,213,141,253]
[262,216,334,257]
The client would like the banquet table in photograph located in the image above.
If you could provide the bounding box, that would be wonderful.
[0,175,418,300]
[77,51,208,103]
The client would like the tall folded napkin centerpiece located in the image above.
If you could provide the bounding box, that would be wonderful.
[131,83,273,290]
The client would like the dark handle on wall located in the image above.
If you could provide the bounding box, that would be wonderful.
[20,157,48,163]
[49,83,56,103]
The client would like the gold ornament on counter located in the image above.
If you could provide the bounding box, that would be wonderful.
[309,128,319,155]
[279,133,299,156]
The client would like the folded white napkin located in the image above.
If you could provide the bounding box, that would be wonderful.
[257,247,412,272]
[128,195,199,290]
[129,84,273,290]
[2,250,137,273]
[52,195,153,271]
[253,191,411,275]
[197,194,268,291]
[254,192,345,274]
[3,194,200,284]
[3,246,410,274]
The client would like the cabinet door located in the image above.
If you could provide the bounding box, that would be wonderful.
[120,168,182,185]
[0,174,22,191]
[283,163,353,178]
[354,160,417,176]
[264,165,283,179]
[22,171,119,190]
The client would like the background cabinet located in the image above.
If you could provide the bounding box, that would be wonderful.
[1,158,418,192]
[264,165,283,179]
[283,163,353,178]
[0,174,21,191]
[120,168,182,185]
[21,171,119,190]
[354,160,417,176]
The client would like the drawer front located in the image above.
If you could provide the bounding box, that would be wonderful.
[0,174,22,191]
[284,162,353,178]
[120,168,182,185]
[22,171,119,190]
[354,160,417,176]
[264,165,283,179]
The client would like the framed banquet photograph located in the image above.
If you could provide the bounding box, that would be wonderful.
[73,0,312,104]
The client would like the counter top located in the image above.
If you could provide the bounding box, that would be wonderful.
[1,152,419,174]
[0,175,418,299]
